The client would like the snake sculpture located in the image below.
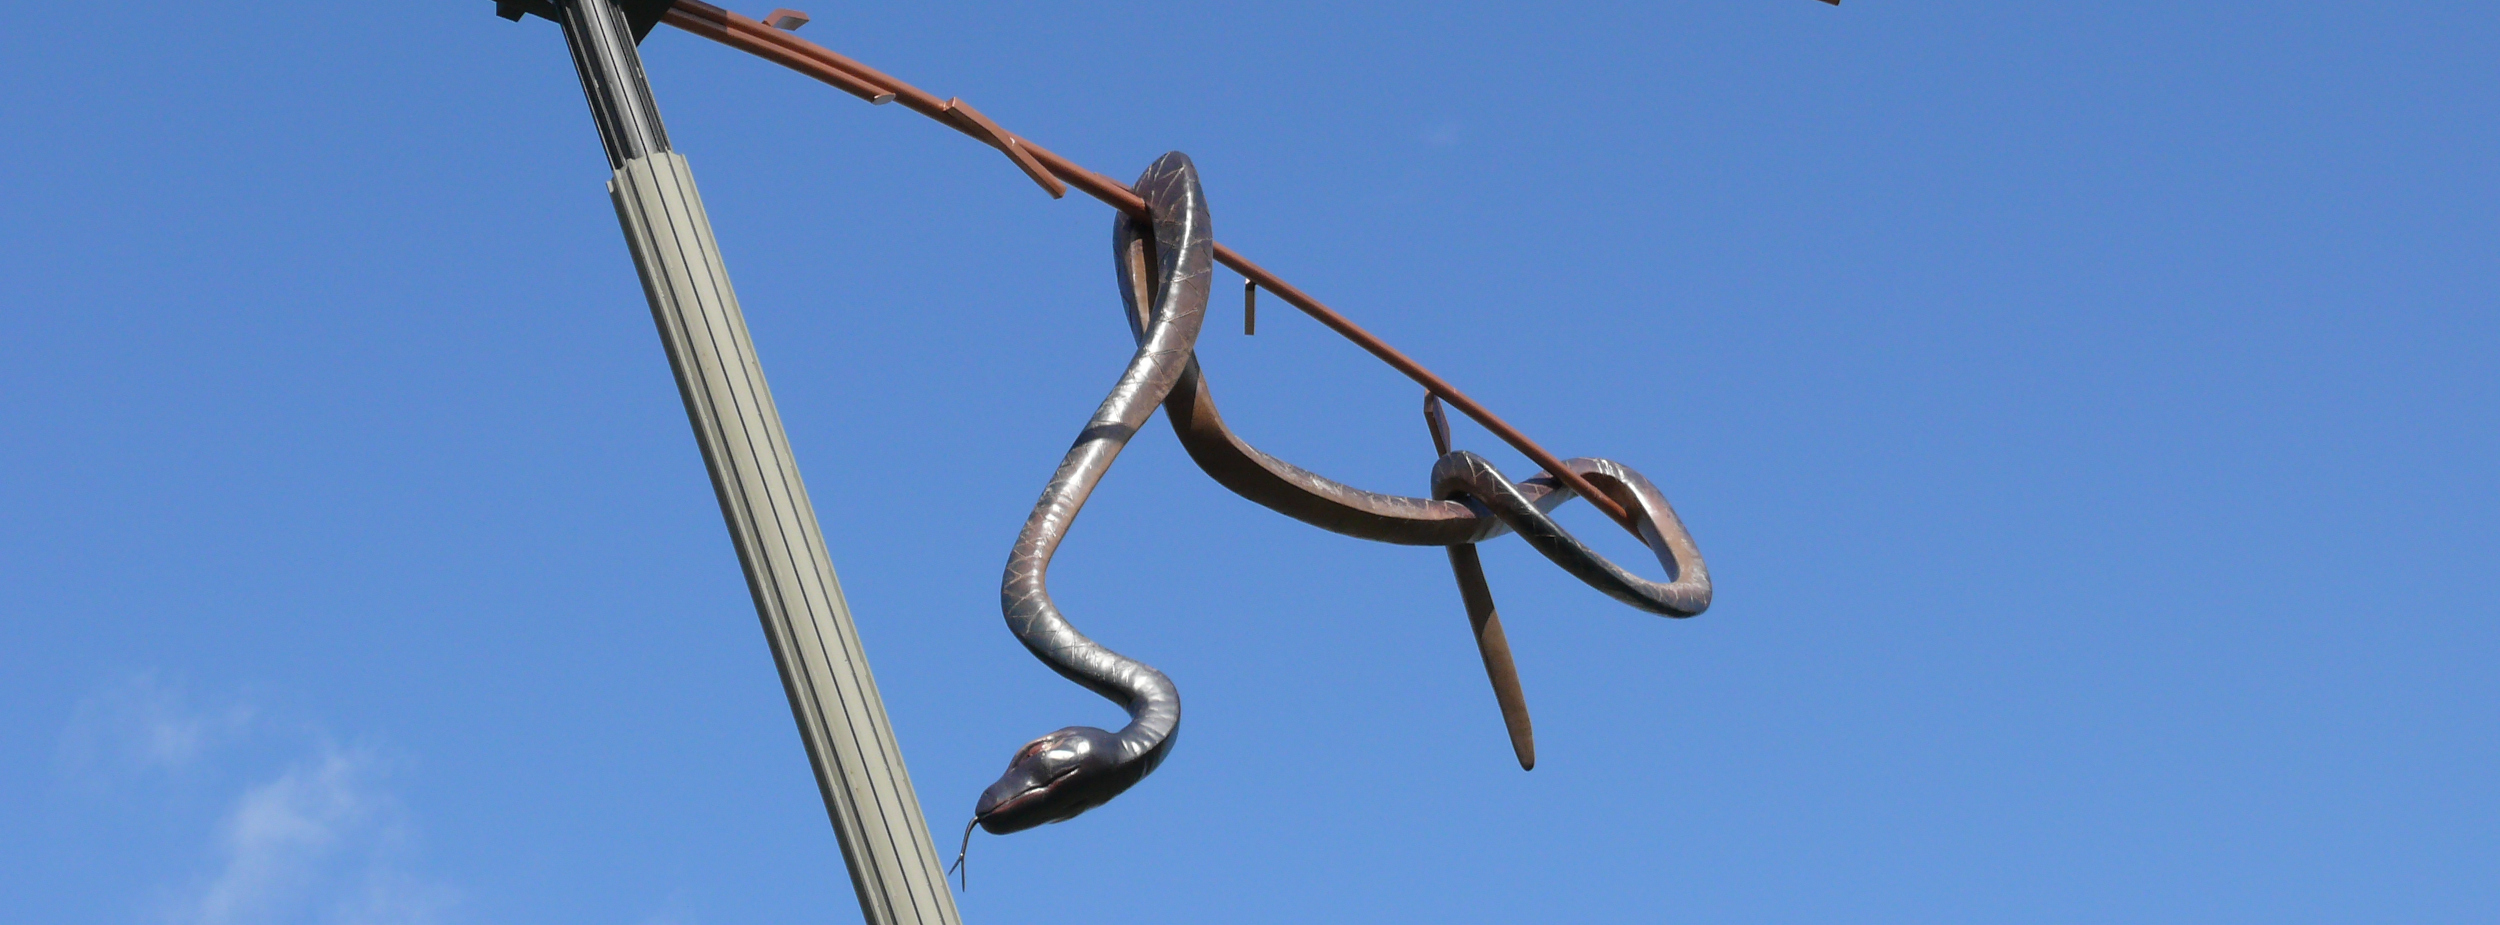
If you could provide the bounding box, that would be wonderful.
[959,152,1712,870]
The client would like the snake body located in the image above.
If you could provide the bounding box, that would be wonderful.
[971,152,1208,835]
[969,151,1710,843]
[1125,228,1712,617]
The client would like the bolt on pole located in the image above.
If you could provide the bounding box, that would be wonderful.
[538,1,964,922]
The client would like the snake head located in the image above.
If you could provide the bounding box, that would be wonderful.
[974,726,1129,834]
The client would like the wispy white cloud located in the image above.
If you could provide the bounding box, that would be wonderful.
[629,887,695,925]
[56,674,460,925]
[57,672,253,778]
[192,745,364,923]
[174,744,459,925]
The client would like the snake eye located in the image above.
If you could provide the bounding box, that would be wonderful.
[1010,739,1054,767]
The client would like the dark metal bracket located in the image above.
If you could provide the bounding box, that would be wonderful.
[498,0,679,43]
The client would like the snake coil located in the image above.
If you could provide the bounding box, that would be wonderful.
[962,152,1710,862]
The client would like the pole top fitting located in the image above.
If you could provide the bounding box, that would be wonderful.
[495,0,679,43]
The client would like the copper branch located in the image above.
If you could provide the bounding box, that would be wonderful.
[660,0,1640,531]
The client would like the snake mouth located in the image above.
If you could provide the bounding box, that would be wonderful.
[954,765,1071,888]
[981,786,1044,819]
[973,790,1047,835]
[976,759,1086,834]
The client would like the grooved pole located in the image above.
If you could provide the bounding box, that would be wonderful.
[549,2,963,922]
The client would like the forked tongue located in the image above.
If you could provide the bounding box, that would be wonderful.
[948,817,980,891]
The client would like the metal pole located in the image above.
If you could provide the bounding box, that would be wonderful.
[544,2,964,922]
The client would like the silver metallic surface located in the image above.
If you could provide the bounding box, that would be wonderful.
[972,152,1208,836]
[1119,197,1712,615]
[973,149,1712,847]
[1430,453,1711,617]
[558,0,671,168]
[531,0,1720,905]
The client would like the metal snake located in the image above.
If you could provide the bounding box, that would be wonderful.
[960,151,1710,868]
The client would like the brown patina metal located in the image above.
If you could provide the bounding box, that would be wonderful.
[1431,394,1537,770]
[653,3,1719,782]
[499,0,1734,902]
[939,97,1068,199]
[659,0,1644,532]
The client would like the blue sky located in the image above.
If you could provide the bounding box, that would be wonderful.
[2,2,2493,923]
